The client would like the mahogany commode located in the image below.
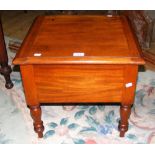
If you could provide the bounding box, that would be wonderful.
[13,15,145,138]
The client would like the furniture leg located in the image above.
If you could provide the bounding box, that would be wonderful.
[119,104,131,137]
[0,65,13,88]
[0,18,13,89]
[29,105,44,138]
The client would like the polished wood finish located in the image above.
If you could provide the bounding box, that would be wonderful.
[0,18,13,89]
[20,65,38,106]
[13,15,144,65]
[119,65,138,137]
[13,15,145,138]
[119,105,131,137]
[29,105,44,138]
[20,65,44,137]
[122,65,138,105]
[34,65,124,103]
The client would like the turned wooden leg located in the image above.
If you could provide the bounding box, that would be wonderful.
[29,105,44,138]
[118,104,131,137]
[0,18,13,89]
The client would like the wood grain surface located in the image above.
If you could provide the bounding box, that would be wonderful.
[34,65,124,103]
[13,15,144,65]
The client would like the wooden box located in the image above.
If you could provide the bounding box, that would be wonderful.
[13,15,145,138]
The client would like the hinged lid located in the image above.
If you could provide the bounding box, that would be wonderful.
[13,15,145,65]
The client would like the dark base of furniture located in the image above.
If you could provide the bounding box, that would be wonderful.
[0,18,13,89]
[0,65,13,89]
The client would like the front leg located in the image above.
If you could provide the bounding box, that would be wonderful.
[0,19,13,89]
[29,105,44,138]
[118,65,138,137]
[118,104,131,137]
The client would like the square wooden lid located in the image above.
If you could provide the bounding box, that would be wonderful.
[13,15,145,65]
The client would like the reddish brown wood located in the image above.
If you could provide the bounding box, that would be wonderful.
[29,105,44,138]
[13,15,144,65]
[34,65,124,103]
[13,15,145,138]
[119,104,131,137]
[20,65,44,137]
[118,65,138,137]
[0,18,13,89]
[20,65,38,106]
[122,65,138,105]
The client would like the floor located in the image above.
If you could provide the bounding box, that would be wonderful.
[0,10,108,40]
[0,10,155,71]
[0,11,45,40]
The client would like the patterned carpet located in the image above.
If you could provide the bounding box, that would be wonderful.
[0,37,155,144]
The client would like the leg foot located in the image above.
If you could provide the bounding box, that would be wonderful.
[118,104,131,137]
[29,105,44,138]
[0,65,13,89]
[38,132,43,138]
[118,121,126,137]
